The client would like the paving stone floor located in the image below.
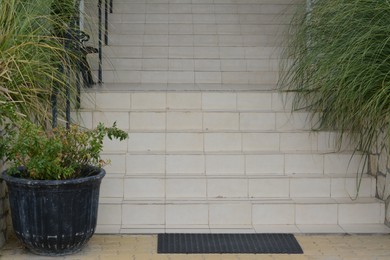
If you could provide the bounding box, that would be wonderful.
[1,234,390,260]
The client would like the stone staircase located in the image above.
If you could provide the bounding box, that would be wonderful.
[77,0,388,234]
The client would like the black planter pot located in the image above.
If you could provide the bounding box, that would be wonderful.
[1,167,105,256]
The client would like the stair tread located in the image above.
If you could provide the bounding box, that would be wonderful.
[103,197,382,204]
[84,83,277,92]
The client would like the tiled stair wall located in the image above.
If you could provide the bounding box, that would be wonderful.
[76,90,384,233]
[77,0,387,233]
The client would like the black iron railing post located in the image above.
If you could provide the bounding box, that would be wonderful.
[98,0,103,84]
[105,0,109,45]
[65,29,72,128]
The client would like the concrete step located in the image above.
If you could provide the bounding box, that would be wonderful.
[100,175,376,201]
[96,197,386,234]
[88,56,280,72]
[109,2,298,15]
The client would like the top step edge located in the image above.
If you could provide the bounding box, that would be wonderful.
[84,83,278,92]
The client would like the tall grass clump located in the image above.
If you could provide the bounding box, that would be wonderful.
[0,0,80,125]
[280,0,390,156]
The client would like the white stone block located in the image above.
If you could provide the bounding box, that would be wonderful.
[102,71,142,84]
[290,179,331,198]
[242,133,279,152]
[203,113,239,131]
[167,112,202,131]
[195,60,221,72]
[128,133,165,152]
[280,133,318,152]
[237,93,272,111]
[122,204,165,225]
[142,57,168,71]
[95,93,131,110]
[97,204,122,225]
[208,179,247,198]
[130,112,166,131]
[166,155,205,175]
[285,154,323,175]
[195,72,222,84]
[218,35,242,46]
[104,46,143,59]
[166,205,208,225]
[246,59,269,72]
[80,92,95,110]
[276,112,315,131]
[193,13,216,23]
[142,47,168,59]
[96,225,121,234]
[194,46,219,58]
[206,155,245,175]
[209,203,251,225]
[194,35,218,46]
[101,154,126,174]
[240,113,275,131]
[145,24,169,34]
[167,93,202,110]
[296,204,338,225]
[169,4,192,14]
[222,72,249,84]
[220,59,246,71]
[252,204,295,225]
[100,178,124,198]
[324,154,366,175]
[202,93,237,110]
[169,35,193,46]
[317,132,354,152]
[215,4,238,14]
[146,13,168,23]
[169,46,194,58]
[126,155,165,175]
[124,178,165,199]
[271,92,293,112]
[168,71,195,83]
[249,179,289,198]
[71,112,93,129]
[192,5,215,14]
[166,133,203,152]
[93,112,129,130]
[102,136,128,153]
[338,203,383,224]
[245,155,284,175]
[166,179,207,198]
[168,59,195,71]
[147,4,169,13]
[219,47,245,59]
[141,71,168,83]
[248,72,279,85]
[331,177,374,198]
[204,133,241,152]
[131,93,166,110]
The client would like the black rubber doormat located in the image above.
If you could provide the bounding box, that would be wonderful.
[157,233,303,254]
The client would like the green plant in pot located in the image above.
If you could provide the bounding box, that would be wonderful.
[0,0,123,255]
[0,119,128,256]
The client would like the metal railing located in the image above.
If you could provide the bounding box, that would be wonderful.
[98,0,111,84]
[52,0,112,127]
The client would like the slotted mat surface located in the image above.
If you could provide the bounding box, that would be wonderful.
[157,233,303,254]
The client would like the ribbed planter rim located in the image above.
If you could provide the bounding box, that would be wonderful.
[1,166,106,187]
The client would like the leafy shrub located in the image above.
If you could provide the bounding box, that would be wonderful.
[0,120,128,180]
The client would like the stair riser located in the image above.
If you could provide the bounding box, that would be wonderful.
[96,201,385,233]
[101,176,376,200]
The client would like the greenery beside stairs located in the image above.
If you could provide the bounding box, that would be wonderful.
[280,0,390,158]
